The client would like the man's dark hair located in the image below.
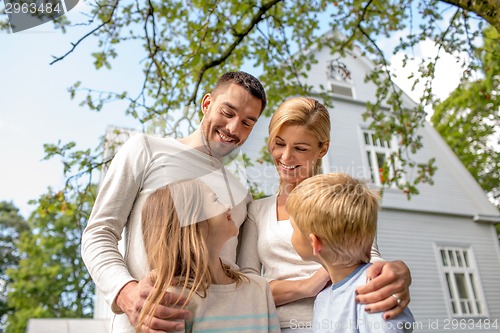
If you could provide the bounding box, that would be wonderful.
[213,71,267,114]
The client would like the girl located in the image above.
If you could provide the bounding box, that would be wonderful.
[137,179,280,332]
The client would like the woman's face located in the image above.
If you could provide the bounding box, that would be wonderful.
[270,124,328,187]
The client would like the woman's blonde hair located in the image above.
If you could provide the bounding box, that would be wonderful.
[268,97,331,176]
[137,179,245,331]
[286,173,379,266]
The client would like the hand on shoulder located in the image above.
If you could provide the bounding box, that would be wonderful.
[355,260,411,320]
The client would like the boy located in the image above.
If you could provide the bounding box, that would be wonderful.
[286,173,415,332]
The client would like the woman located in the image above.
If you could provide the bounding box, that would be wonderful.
[238,97,411,332]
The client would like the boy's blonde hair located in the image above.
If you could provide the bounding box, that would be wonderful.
[137,179,245,331]
[286,173,380,266]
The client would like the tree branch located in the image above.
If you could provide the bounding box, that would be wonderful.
[338,0,374,51]
[50,1,119,65]
[186,0,284,106]
[441,0,499,31]
[355,2,403,111]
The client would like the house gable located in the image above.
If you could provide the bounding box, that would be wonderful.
[242,43,499,220]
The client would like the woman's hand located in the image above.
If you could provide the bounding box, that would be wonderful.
[269,267,330,306]
[355,260,411,320]
[304,267,331,298]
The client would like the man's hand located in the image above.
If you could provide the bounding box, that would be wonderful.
[115,272,191,332]
[355,260,411,320]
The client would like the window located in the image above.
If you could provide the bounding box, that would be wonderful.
[362,129,397,186]
[437,246,487,317]
[326,60,354,98]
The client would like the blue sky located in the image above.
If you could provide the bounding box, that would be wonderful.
[0,3,464,218]
[0,3,143,216]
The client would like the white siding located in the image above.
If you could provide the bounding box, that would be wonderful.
[325,99,372,179]
[378,209,500,332]
[380,123,499,216]
[240,113,279,195]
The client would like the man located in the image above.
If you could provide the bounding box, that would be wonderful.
[82,71,411,333]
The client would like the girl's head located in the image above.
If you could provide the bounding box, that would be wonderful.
[138,179,242,331]
[268,97,331,188]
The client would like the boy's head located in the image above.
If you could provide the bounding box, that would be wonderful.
[286,173,380,266]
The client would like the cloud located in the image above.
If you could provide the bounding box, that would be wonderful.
[389,38,469,109]
[0,116,20,132]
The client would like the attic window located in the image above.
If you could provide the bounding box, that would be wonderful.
[327,60,353,97]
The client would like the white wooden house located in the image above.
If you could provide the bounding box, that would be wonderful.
[239,42,500,332]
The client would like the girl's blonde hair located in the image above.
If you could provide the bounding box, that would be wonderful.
[137,179,245,331]
[286,173,379,266]
[268,97,331,176]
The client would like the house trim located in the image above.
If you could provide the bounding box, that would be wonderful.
[312,91,391,109]
[473,214,500,224]
[382,206,497,223]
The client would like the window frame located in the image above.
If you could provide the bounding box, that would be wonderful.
[434,244,489,318]
[360,128,401,188]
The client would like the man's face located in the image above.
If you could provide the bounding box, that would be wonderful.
[201,83,262,158]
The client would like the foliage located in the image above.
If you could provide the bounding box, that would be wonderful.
[4,186,96,333]
[431,26,499,205]
[0,0,496,197]
[2,139,104,332]
[0,1,497,325]
[0,202,29,330]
